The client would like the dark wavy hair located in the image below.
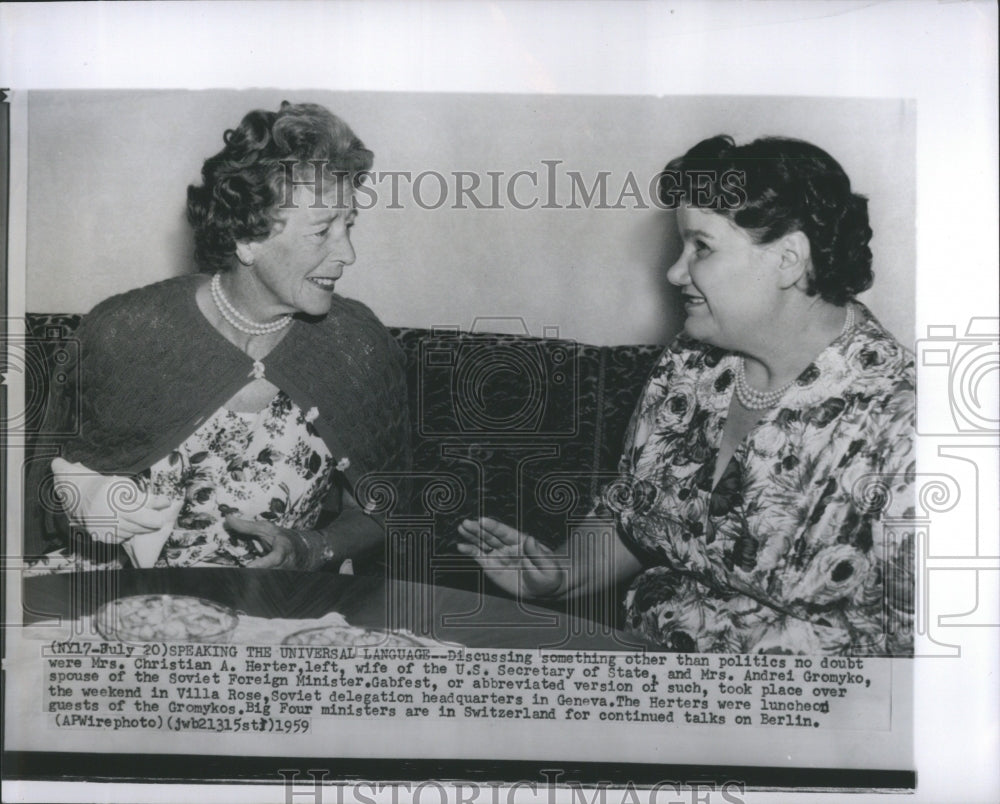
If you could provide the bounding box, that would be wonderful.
[658,135,873,304]
[186,101,374,272]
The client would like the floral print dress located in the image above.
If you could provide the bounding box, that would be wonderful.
[604,303,915,655]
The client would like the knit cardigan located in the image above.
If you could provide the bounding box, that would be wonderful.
[26,274,411,554]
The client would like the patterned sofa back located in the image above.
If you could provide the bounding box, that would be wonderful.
[21,314,664,574]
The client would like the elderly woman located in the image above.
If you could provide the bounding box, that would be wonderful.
[27,101,409,571]
[459,135,915,656]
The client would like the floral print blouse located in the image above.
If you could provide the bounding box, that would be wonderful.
[604,303,915,655]
[141,391,335,567]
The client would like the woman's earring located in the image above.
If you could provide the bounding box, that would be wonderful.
[237,252,254,267]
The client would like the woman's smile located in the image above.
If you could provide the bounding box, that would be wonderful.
[682,292,706,310]
[306,275,338,292]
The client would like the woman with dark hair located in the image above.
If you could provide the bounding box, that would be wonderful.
[459,136,915,655]
[30,101,409,571]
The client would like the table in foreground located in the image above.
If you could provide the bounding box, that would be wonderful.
[21,568,644,651]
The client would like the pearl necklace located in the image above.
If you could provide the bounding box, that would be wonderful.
[734,303,856,411]
[210,273,292,336]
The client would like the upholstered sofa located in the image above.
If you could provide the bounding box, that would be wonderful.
[20,313,665,588]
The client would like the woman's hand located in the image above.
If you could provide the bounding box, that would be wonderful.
[456,517,565,600]
[51,457,182,545]
[224,516,322,570]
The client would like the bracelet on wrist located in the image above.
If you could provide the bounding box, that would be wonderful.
[295,529,336,570]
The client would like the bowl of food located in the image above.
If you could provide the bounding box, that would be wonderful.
[283,625,423,648]
[95,594,238,643]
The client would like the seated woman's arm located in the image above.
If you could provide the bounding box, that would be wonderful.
[229,482,383,570]
[456,514,644,601]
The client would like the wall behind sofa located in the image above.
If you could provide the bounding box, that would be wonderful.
[24,90,915,346]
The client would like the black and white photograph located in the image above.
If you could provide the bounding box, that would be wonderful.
[1,3,996,803]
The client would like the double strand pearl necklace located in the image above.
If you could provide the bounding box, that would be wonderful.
[734,303,856,411]
[210,272,292,336]
[210,272,292,380]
